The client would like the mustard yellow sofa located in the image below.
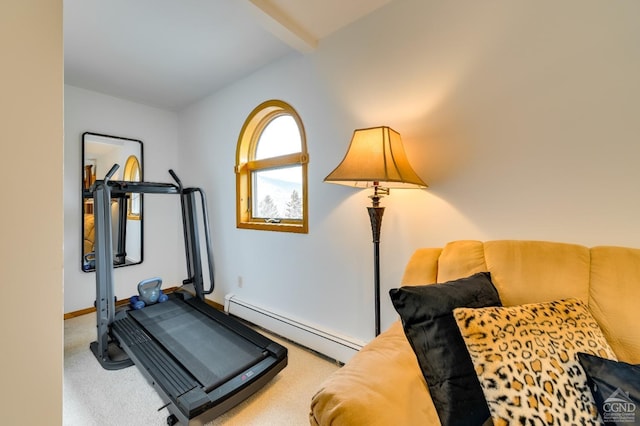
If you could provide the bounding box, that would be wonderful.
[310,240,640,425]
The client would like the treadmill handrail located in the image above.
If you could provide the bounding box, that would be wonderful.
[170,169,215,297]
[96,180,180,195]
[196,188,215,295]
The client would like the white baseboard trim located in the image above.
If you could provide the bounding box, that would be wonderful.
[224,294,365,364]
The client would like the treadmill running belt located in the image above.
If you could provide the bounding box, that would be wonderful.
[129,299,266,391]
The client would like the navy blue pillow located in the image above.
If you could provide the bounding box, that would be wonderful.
[389,272,501,426]
[578,352,640,426]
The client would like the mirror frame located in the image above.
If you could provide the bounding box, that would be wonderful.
[81,132,144,272]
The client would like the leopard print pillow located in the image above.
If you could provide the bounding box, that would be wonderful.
[453,298,617,426]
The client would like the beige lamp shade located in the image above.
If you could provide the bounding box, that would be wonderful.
[324,126,428,189]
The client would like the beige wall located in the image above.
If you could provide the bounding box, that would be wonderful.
[179,0,640,339]
[0,1,63,423]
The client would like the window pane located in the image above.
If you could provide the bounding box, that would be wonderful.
[252,165,303,219]
[255,115,301,160]
[130,193,141,216]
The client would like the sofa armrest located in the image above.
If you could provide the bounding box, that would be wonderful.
[310,321,441,426]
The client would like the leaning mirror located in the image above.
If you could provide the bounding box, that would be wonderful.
[82,132,143,272]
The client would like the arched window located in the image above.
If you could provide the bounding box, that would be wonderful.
[123,155,141,219]
[236,100,309,233]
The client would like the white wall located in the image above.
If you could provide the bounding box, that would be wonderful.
[1,0,63,423]
[178,0,640,342]
[64,85,183,313]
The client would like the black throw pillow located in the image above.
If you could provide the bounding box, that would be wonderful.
[578,352,640,426]
[389,272,501,426]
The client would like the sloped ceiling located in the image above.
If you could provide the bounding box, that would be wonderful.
[64,0,395,110]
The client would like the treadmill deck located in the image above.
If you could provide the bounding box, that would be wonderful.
[111,297,288,424]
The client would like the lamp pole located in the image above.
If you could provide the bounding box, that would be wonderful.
[367,184,388,336]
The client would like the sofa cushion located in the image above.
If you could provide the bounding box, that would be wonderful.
[578,352,640,425]
[436,241,487,283]
[309,321,441,426]
[589,246,640,364]
[389,272,501,426]
[454,298,617,425]
[483,240,590,306]
[400,247,442,286]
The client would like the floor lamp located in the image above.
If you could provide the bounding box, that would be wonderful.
[324,126,428,336]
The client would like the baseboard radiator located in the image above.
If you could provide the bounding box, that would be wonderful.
[224,294,365,364]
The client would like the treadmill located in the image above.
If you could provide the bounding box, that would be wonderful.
[89,165,288,425]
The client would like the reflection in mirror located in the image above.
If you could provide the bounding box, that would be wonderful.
[82,132,143,272]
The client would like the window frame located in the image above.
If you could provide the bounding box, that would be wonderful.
[123,155,142,220]
[235,99,309,233]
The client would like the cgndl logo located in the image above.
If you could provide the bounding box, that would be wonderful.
[603,388,636,423]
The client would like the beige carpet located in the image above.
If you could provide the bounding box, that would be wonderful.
[64,312,340,425]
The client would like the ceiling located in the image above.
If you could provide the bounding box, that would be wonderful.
[64,0,395,111]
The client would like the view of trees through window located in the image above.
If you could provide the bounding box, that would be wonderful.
[254,167,302,219]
